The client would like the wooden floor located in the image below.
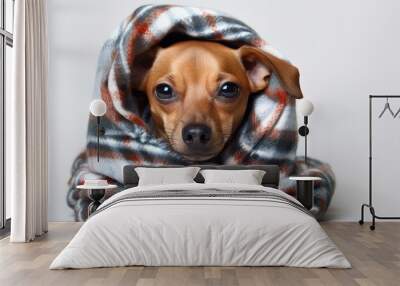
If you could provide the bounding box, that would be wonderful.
[0,222,399,286]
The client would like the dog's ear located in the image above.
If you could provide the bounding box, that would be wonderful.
[237,45,303,98]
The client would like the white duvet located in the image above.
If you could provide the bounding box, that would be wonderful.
[50,183,350,269]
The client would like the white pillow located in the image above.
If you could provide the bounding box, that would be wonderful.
[200,169,266,185]
[135,167,200,186]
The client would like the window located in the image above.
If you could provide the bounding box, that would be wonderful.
[0,0,14,232]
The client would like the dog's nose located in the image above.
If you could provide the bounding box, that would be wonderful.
[182,124,211,149]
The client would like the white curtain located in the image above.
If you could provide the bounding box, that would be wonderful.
[9,0,48,242]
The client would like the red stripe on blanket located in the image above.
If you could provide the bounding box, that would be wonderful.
[233,149,246,163]
[252,88,287,138]
[203,12,223,40]
[101,82,123,123]
[135,22,150,36]
[285,186,296,197]
[133,6,170,37]
[263,88,287,133]
[253,38,266,48]
[126,6,171,76]
[280,163,292,176]
[122,136,132,145]
[127,114,146,128]
[126,33,136,71]
[126,152,143,164]
[87,148,119,160]
[87,148,143,165]
[268,129,298,141]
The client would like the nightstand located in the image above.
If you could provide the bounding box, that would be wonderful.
[76,184,117,217]
[289,176,322,210]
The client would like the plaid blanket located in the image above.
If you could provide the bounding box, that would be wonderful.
[67,5,335,221]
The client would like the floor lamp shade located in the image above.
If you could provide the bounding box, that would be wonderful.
[298,99,314,116]
[89,99,107,117]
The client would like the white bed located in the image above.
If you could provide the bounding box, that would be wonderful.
[50,183,350,269]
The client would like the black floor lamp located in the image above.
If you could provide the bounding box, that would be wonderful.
[297,99,314,165]
[290,99,318,210]
[89,99,107,162]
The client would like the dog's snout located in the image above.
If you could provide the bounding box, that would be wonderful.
[182,124,211,149]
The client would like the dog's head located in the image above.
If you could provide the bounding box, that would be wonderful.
[139,40,302,161]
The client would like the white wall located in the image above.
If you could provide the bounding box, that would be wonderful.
[48,0,400,221]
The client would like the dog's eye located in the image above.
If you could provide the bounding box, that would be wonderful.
[155,84,175,101]
[219,82,240,99]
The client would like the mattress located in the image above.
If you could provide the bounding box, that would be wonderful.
[50,183,350,269]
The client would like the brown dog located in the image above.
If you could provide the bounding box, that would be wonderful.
[140,40,302,161]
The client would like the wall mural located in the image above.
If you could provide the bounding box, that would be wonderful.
[67,5,335,221]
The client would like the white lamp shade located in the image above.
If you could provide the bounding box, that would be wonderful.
[297,99,314,116]
[89,99,107,117]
